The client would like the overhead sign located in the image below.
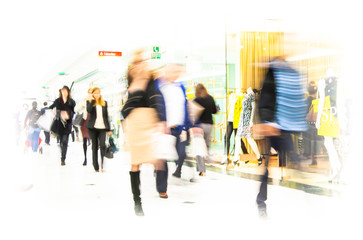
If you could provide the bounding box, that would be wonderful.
[99,51,122,57]
[151,46,161,59]
[98,50,123,72]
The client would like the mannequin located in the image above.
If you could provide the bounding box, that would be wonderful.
[316,70,341,182]
[222,89,248,164]
[234,87,262,165]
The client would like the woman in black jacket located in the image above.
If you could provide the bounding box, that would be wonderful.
[49,86,76,166]
[193,83,217,175]
[86,87,111,172]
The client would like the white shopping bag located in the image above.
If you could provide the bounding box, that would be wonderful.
[189,134,208,158]
[155,134,178,160]
[36,109,55,132]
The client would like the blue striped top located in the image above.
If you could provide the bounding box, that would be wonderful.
[272,61,308,132]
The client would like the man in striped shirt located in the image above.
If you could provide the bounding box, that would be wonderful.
[256,57,308,217]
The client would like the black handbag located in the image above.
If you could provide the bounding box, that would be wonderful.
[104,136,114,159]
[50,110,66,136]
[73,113,84,127]
[105,145,114,159]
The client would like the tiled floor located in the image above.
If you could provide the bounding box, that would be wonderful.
[1,140,360,239]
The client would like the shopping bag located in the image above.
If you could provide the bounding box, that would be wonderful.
[317,96,339,138]
[36,109,55,132]
[73,113,84,127]
[105,135,115,159]
[50,118,65,136]
[251,123,280,138]
[189,127,208,158]
[155,134,178,160]
[187,100,205,124]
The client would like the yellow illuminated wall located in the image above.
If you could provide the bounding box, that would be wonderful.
[240,32,284,91]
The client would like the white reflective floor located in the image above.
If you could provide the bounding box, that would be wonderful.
[1,139,360,240]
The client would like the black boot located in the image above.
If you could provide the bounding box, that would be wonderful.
[83,159,87,166]
[130,171,144,216]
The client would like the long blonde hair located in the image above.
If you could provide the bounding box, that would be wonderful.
[91,87,106,107]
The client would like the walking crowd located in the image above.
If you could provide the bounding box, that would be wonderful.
[18,50,330,219]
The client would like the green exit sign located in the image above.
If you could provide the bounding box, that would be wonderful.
[151,52,161,59]
[58,72,66,75]
[153,46,159,52]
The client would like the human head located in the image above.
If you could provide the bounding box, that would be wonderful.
[91,87,101,100]
[195,83,208,98]
[164,63,185,82]
[308,85,317,96]
[32,101,37,109]
[43,102,48,106]
[59,86,72,99]
[91,87,105,106]
[127,49,152,87]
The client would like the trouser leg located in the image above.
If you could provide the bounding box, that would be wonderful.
[89,129,99,171]
[83,138,88,160]
[172,129,186,177]
[44,131,50,144]
[256,137,271,210]
[156,161,168,193]
[99,130,106,169]
[60,134,69,161]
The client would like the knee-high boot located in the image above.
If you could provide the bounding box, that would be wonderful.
[129,171,144,216]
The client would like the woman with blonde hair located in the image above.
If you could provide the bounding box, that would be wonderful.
[86,87,112,172]
[121,49,167,216]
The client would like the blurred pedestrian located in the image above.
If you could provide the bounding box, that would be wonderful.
[86,87,112,172]
[24,101,41,153]
[304,83,323,166]
[75,88,92,166]
[40,102,50,145]
[49,86,76,166]
[121,50,167,216]
[256,56,307,217]
[155,63,192,179]
[193,83,217,175]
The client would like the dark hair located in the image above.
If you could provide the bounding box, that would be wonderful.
[195,83,208,98]
[43,102,48,106]
[59,86,72,99]
[32,101,37,108]
[308,85,317,95]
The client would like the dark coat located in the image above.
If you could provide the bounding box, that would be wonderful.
[194,95,217,125]
[49,97,76,135]
[86,100,111,131]
[258,66,276,123]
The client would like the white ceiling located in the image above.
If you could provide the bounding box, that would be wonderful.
[2,0,361,99]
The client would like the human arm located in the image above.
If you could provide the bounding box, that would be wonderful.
[211,96,217,114]
[87,100,96,113]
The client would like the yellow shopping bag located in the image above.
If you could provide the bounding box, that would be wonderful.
[315,96,339,138]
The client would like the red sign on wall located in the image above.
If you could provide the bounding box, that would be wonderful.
[99,51,122,57]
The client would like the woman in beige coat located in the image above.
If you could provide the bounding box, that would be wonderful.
[121,50,166,216]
